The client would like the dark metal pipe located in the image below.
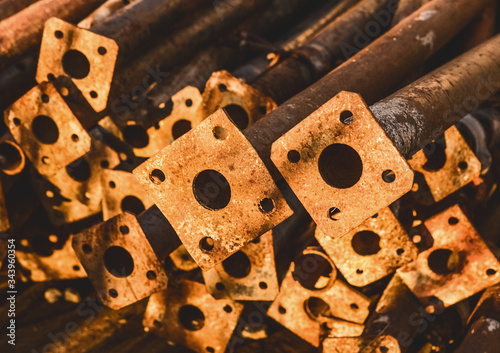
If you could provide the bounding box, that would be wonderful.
[0,0,39,22]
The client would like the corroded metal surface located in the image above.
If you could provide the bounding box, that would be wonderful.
[397,205,500,309]
[316,208,418,287]
[134,109,292,270]
[271,91,414,238]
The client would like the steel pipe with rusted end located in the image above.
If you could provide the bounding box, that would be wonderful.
[0,0,107,70]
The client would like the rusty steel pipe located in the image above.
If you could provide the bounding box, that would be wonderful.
[0,0,107,70]
[371,34,500,158]
[242,0,494,175]
[109,0,268,105]
[0,0,39,22]
[454,283,500,353]
[251,0,394,104]
[77,0,138,30]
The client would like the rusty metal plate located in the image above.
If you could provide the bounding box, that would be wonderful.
[72,212,169,309]
[203,230,279,301]
[134,108,292,270]
[37,18,119,112]
[4,82,91,177]
[132,86,204,157]
[201,70,276,129]
[323,335,401,353]
[102,169,154,221]
[16,235,87,281]
[143,280,244,353]
[409,126,481,202]
[271,91,414,238]
[169,245,199,272]
[397,205,500,310]
[267,247,369,347]
[316,208,418,287]
[30,133,120,225]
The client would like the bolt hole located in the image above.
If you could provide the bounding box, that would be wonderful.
[90,91,98,99]
[356,269,363,274]
[82,244,92,254]
[423,139,447,171]
[258,198,274,213]
[206,348,214,353]
[259,281,268,290]
[172,119,192,140]
[104,246,134,277]
[62,50,90,79]
[32,115,59,144]
[218,84,227,92]
[54,30,64,39]
[223,104,249,130]
[216,282,225,291]
[223,305,232,313]
[287,150,301,163]
[100,160,109,168]
[121,195,145,216]
[146,270,157,280]
[293,253,334,291]
[119,225,129,234]
[41,94,49,103]
[487,269,497,276]
[193,170,231,210]
[251,237,261,244]
[340,110,354,125]
[71,134,79,142]
[328,207,341,220]
[350,303,359,310]
[278,306,286,314]
[150,169,165,184]
[108,289,118,298]
[352,231,381,256]
[98,47,107,55]
[213,126,229,140]
[222,251,251,278]
[382,169,396,183]
[458,161,468,170]
[185,99,193,107]
[427,248,462,275]
[380,347,389,353]
[199,237,215,252]
[396,248,404,255]
[13,118,21,126]
[448,217,459,225]
[123,124,149,148]
[47,73,56,81]
[109,181,116,188]
[73,265,80,271]
[66,158,91,182]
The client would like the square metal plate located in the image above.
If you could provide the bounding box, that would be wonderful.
[397,205,500,310]
[134,108,292,270]
[271,91,414,238]
[37,18,118,112]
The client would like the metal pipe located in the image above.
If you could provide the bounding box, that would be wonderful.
[242,0,494,175]
[0,0,39,22]
[0,0,107,70]
[370,34,500,158]
[77,0,138,30]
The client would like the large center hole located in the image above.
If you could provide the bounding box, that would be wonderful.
[62,49,91,79]
[423,136,447,171]
[223,104,249,130]
[193,169,231,210]
[178,305,205,331]
[172,119,192,140]
[103,246,134,278]
[351,231,381,256]
[66,158,91,182]
[0,141,22,172]
[318,143,363,189]
[427,248,463,275]
[222,251,251,278]
[304,296,332,321]
[122,125,149,148]
[121,195,146,215]
[32,115,59,144]
[293,253,334,291]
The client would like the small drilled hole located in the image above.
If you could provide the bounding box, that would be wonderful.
[287,150,300,163]
[216,282,225,291]
[109,181,116,188]
[82,244,92,254]
[13,118,21,126]
[380,347,389,353]
[372,213,379,218]
[108,289,118,298]
[356,269,363,274]
[147,271,157,280]
[448,217,459,225]
[397,248,404,255]
[458,161,468,170]
[172,119,192,140]
[328,207,341,220]
[340,110,353,125]
[350,303,359,310]
[278,306,286,314]
[259,198,274,213]
[100,160,109,168]
[206,348,214,353]
[185,99,193,107]
[98,47,107,55]
[90,91,98,99]
[223,305,233,313]
[487,269,497,276]
[218,84,227,92]
[213,126,228,140]
[54,30,64,39]
[259,282,268,290]
[150,169,165,184]
[41,94,49,103]
[71,134,79,142]
[119,225,129,234]
[178,305,205,331]
[73,265,80,271]
[200,237,214,252]
[382,170,396,183]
